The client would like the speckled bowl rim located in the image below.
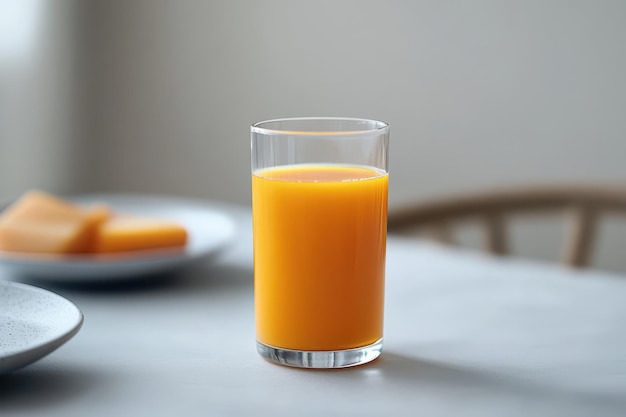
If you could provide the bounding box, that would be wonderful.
[0,281,83,373]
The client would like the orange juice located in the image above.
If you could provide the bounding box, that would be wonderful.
[252,164,388,351]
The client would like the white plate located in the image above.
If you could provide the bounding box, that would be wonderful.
[0,194,237,282]
[0,281,83,373]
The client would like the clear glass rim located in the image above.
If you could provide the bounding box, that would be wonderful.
[251,117,389,137]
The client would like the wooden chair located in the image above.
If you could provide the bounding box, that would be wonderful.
[387,185,626,268]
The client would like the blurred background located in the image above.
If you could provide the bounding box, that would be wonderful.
[1,0,626,271]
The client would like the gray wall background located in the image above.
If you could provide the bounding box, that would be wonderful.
[2,0,626,271]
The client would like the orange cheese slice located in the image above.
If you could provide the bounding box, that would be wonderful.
[84,204,113,252]
[0,191,110,254]
[92,216,188,253]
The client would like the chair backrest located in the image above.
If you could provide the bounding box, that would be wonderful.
[387,185,626,268]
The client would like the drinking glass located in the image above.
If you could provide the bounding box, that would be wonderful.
[251,117,389,368]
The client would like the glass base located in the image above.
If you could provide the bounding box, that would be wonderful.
[256,338,383,369]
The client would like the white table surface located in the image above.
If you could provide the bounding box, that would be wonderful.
[1,202,625,416]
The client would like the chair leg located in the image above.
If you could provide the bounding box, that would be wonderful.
[483,213,507,255]
[563,204,597,267]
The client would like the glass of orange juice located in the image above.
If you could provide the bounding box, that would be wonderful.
[251,117,389,368]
